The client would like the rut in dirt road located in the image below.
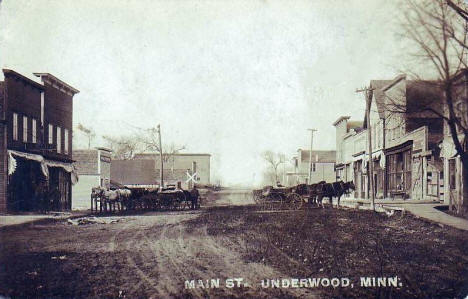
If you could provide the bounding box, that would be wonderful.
[110,212,317,299]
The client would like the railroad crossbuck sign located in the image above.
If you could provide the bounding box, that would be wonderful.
[186,171,198,183]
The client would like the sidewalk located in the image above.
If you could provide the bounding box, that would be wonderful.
[383,203,468,231]
[340,197,468,231]
[0,211,90,228]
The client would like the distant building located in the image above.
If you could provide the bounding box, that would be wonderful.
[286,149,336,186]
[110,159,158,188]
[72,147,111,210]
[0,69,79,212]
[111,153,211,189]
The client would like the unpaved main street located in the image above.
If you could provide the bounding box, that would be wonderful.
[1,190,468,298]
[0,191,313,298]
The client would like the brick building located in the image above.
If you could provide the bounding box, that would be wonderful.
[72,147,111,210]
[111,153,211,189]
[0,69,79,212]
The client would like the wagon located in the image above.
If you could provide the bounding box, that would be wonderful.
[253,185,304,210]
[156,188,192,210]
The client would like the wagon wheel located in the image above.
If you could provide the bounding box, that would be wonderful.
[262,196,273,210]
[270,193,283,210]
[252,194,259,204]
[172,199,181,210]
[286,193,304,210]
[261,196,269,210]
[179,199,188,210]
[175,193,186,210]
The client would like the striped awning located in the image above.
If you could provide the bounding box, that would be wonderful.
[8,150,78,185]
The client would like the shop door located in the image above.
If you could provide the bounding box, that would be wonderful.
[448,159,458,206]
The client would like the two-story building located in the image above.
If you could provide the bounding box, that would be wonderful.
[286,149,336,186]
[334,75,444,200]
[72,147,111,210]
[0,69,79,213]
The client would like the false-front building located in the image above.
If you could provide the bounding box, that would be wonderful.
[0,69,79,213]
[334,75,444,200]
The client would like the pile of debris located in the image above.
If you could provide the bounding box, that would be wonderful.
[67,217,124,226]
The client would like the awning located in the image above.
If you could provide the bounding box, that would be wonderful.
[358,150,386,172]
[384,140,413,156]
[8,150,79,185]
[8,150,49,177]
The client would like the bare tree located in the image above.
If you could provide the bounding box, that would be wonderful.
[401,0,468,214]
[138,127,185,163]
[262,151,286,185]
[103,135,140,160]
[76,123,95,149]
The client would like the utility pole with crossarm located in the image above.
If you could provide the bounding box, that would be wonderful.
[356,86,376,211]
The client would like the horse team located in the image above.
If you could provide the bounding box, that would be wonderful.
[90,186,198,213]
[298,180,355,207]
[256,180,355,208]
[91,186,132,212]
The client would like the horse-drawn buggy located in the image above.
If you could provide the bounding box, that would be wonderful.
[155,186,193,210]
[252,185,304,210]
[253,180,356,210]
[91,184,197,213]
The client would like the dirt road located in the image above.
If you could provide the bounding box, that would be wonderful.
[0,190,314,298]
[1,190,467,298]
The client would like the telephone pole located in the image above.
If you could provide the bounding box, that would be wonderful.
[157,124,164,190]
[307,129,317,184]
[356,87,375,211]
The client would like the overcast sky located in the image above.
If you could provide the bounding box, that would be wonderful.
[0,0,406,186]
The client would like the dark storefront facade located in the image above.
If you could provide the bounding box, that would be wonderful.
[0,69,78,213]
[385,141,413,199]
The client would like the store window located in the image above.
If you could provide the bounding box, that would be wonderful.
[387,149,412,192]
[23,116,28,143]
[56,126,61,153]
[64,129,69,154]
[48,124,53,144]
[32,118,37,144]
[12,113,18,140]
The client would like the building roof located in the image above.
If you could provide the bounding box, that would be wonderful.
[3,69,45,90]
[406,80,442,115]
[298,150,336,163]
[110,159,156,185]
[332,116,350,126]
[370,79,394,119]
[347,120,363,131]
[34,72,79,95]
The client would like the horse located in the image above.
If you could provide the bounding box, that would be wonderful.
[91,186,106,212]
[140,188,159,210]
[306,183,323,205]
[316,180,355,208]
[102,189,120,212]
[116,188,132,210]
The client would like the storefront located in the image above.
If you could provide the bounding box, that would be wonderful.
[353,159,365,199]
[385,141,413,199]
[7,150,77,212]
